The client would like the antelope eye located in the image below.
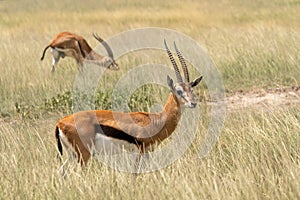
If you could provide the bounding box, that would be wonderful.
[177,90,183,96]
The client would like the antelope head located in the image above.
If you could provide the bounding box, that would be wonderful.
[164,40,203,108]
[93,33,119,70]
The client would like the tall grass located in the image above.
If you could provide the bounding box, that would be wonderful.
[1,0,299,116]
[0,108,299,199]
[0,0,300,199]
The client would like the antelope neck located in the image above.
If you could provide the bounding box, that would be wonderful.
[161,93,182,132]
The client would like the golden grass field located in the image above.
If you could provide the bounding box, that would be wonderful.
[1,0,300,199]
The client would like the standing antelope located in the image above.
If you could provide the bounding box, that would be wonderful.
[41,32,119,73]
[54,39,203,166]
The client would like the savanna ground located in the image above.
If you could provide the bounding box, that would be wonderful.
[1,0,300,199]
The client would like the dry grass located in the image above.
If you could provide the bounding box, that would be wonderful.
[0,108,299,199]
[0,0,300,199]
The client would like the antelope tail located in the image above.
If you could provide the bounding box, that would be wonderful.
[55,126,63,156]
[41,45,51,61]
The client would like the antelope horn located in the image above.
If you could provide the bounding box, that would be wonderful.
[164,39,183,83]
[93,32,115,60]
[174,42,189,82]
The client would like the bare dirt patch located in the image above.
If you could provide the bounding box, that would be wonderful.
[225,86,300,112]
[1,86,299,127]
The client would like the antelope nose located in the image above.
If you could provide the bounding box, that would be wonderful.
[112,61,119,70]
[190,102,197,108]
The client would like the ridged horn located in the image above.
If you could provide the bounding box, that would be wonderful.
[164,39,183,83]
[93,32,114,60]
[174,42,189,82]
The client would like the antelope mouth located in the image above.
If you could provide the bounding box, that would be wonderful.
[185,102,197,108]
[108,61,120,71]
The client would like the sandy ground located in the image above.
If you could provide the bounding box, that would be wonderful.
[1,86,299,126]
[224,86,300,112]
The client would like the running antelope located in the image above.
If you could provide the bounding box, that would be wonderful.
[41,32,119,73]
[54,40,203,165]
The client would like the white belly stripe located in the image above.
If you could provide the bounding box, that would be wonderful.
[93,133,139,155]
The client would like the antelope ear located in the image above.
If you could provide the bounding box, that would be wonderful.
[167,75,175,91]
[191,76,203,87]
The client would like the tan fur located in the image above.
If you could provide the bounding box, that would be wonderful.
[54,40,202,166]
[41,31,119,72]
[56,93,181,165]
